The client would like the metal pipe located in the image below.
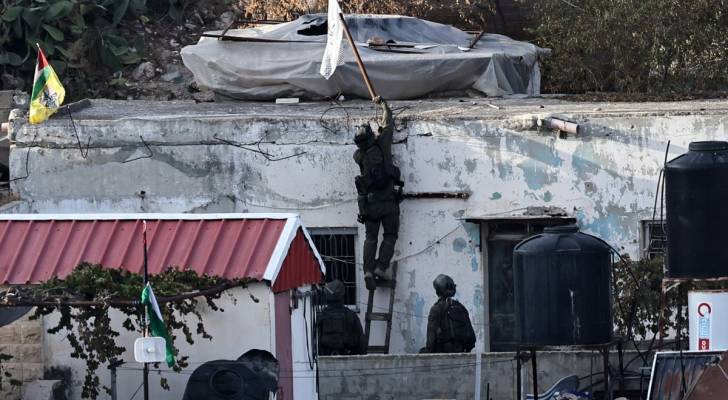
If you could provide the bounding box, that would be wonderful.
[541,117,579,135]
[474,346,482,399]
[0,283,235,308]
[109,360,123,400]
[142,221,149,400]
[531,350,538,400]
[602,347,610,400]
[338,13,378,101]
[401,191,471,200]
[516,349,522,400]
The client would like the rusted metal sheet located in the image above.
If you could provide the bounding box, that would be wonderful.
[272,229,323,293]
[648,351,724,400]
[684,351,728,400]
[0,215,319,286]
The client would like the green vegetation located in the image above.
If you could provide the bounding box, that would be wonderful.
[0,0,196,91]
[1,263,244,399]
[613,255,728,344]
[533,0,728,94]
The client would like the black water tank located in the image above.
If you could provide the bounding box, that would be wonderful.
[666,141,728,278]
[513,225,613,346]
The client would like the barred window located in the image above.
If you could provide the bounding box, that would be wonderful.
[310,228,358,307]
[641,220,666,259]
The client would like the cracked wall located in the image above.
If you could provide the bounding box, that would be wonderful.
[6,100,728,356]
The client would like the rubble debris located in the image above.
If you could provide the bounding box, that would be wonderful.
[132,62,156,81]
[275,98,300,104]
[192,91,216,103]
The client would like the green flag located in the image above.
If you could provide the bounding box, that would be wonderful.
[140,283,175,367]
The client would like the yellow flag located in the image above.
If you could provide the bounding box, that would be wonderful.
[29,46,65,124]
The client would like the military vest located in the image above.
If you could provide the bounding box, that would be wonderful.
[354,143,401,196]
[434,298,475,351]
[318,306,355,354]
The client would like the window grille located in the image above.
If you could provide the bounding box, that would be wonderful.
[641,220,666,259]
[310,229,357,306]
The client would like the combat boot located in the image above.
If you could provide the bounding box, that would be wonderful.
[373,266,388,280]
[364,272,376,291]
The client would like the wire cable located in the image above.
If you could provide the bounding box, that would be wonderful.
[127,382,143,400]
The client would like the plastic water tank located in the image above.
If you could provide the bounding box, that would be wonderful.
[666,141,728,278]
[513,225,613,346]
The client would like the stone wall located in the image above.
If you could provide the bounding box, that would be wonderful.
[0,313,44,400]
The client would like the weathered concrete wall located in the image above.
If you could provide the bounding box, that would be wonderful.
[318,351,643,400]
[6,98,728,359]
[0,312,44,400]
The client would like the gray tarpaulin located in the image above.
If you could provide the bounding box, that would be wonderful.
[181,14,549,100]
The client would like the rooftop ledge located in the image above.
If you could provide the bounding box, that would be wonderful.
[9,97,728,124]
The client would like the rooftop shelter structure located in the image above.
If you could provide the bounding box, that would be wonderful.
[181,14,547,100]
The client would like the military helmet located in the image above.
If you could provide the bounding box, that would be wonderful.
[324,280,346,304]
[354,124,374,148]
[433,274,456,298]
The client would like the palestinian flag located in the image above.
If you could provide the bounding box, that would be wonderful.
[29,46,65,124]
[141,283,176,367]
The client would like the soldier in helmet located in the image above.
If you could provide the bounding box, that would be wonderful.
[421,274,476,353]
[353,96,403,291]
[316,280,366,356]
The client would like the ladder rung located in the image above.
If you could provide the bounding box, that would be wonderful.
[374,279,396,288]
[367,346,387,354]
[366,312,391,321]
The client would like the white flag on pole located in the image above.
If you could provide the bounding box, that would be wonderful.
[319,0,344,79]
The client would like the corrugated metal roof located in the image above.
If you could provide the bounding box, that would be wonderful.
[648,351,723,400]
[272,231,323,293]
[0,214,323,287]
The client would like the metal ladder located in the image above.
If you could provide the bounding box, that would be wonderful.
[364,263,397,354]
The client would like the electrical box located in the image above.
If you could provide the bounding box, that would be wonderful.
[134,337,167,363]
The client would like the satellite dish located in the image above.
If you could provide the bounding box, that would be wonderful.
[0,307,31,327]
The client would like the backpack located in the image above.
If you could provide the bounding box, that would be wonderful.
[318,307,348,352]
[365,145,390,190]
[437,299,476,351]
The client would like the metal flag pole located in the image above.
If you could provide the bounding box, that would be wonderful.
[142,220,149,400]
[337,12,378,101]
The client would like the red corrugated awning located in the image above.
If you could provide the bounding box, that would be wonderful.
[0,214,325,291]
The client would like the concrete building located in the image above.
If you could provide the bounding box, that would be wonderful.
[2,97,727,398]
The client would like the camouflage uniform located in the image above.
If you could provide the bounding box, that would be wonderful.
[422,275,476,353]
[317,280,366,356]
[353,98,402,290]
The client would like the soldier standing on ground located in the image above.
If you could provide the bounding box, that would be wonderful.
[421,274,476,353]
[353,96,403,290]
[317,280,366,356]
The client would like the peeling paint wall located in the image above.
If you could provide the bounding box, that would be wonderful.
[6,100,728,357]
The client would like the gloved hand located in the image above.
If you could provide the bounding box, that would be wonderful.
[373,96,383,105]
[357,214,368,224]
